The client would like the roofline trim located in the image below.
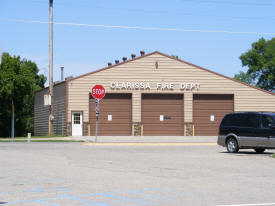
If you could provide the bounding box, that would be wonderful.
[68,51,275,96]
[155,51,275,96]
[68,51,159,82]
[34,80,66,93]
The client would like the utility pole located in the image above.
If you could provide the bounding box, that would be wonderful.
[49,0,53,135]
[60,66,64,81]
[11,99,14,142]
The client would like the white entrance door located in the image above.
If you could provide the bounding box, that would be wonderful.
[72,112,83,136]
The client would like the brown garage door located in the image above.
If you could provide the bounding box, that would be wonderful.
[142,94,184,136]
[193,94,234,136]
[89,93,132,135]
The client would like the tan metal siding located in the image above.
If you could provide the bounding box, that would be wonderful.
[68,53,275,126]
[184,93,193,122]
[132,92,141,122]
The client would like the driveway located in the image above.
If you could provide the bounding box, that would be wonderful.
[0,142,274,206]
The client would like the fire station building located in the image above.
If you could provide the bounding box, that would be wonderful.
[34,51,275,136]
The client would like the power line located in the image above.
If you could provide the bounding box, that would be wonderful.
[179,0,275,7]
[25,0,275,8]
[3,0,275,22]
[1,18,275,35]
[56,5,275,22]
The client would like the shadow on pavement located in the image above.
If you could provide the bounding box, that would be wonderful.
[220,151,274,155]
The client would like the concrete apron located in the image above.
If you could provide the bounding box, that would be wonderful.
[66,136,218,143]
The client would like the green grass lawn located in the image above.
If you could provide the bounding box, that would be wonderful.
[0,135,67,139]
[272,154,275,158]
[0,135,85,142]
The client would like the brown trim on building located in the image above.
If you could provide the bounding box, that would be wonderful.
[66,80,69,123]
[34,81,66,93]
[88,92,91,124]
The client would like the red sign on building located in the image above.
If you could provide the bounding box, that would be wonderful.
[91,85,105,100]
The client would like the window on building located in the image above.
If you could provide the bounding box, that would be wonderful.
[74,113,81,124]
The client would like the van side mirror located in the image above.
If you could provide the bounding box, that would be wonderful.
[268,123,275,129]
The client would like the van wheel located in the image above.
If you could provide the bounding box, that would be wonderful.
[226,138,239,153]
[254,148,265,153]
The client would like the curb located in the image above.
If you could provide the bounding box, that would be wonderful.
[84,142,218,146]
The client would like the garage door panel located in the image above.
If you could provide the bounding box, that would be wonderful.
[91,131,130,135]
[143,125,183,130]
[143,111,183,117]
[193,94,233,136]
[193,104,233,110]
[193,112,232,117]
[96,125,131,130]
[142,106,183,112]
[143,117,183,124]
[143,94,182,100]
[90,93,131,135]
[194,94,233,100]
[95,105,130,111]
[142,94,184,136]
[142,130,182,135]
[90,118,131,124]
[91,112,131,117]
[143,101,183,105]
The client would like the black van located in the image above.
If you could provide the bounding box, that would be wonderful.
[217,112,275,153]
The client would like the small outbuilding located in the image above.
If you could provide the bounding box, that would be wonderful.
[34,51,275,136]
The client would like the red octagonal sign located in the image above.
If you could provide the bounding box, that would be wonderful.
[91,85,105,100]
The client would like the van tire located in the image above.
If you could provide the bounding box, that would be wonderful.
[226,137,239,153]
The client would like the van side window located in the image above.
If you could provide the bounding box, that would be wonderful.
[222,114,259,127]
[221,115,234,126]
[262,115,275,128]
[232,114,244,127]
[237,114,259,128]
[247,114,260,128]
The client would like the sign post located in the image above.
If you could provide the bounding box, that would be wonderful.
[91,85,105,142]
[95,99,99,142]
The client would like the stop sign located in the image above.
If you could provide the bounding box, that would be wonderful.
[91,85,105,100]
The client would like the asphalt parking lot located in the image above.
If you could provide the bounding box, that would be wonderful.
[0,142,275,206]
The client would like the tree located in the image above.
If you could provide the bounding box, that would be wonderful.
[234,71,256,86]
[237,38,275,92]
[171,55,179,59]
[0,53,46,137]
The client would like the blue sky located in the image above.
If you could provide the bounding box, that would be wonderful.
[1,0,275,85]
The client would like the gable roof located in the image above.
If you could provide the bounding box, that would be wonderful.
[68,51,275,96]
